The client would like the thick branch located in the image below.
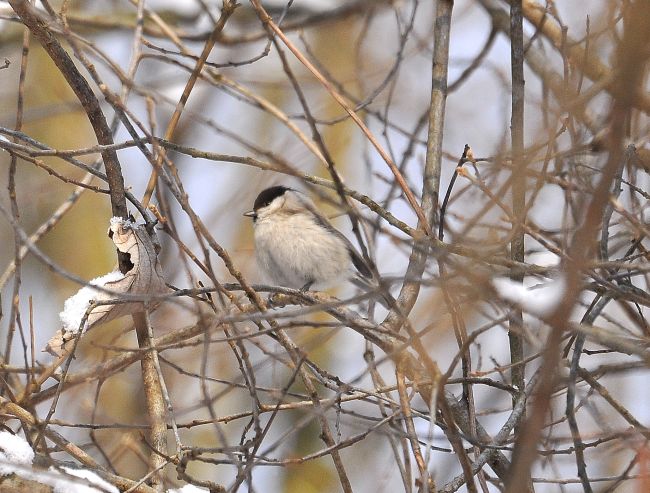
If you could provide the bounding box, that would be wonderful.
[7,1,127,222]
[382,0,452,332]
[7,0,131,272]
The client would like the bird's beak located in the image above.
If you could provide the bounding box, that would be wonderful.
[243,210,256,219]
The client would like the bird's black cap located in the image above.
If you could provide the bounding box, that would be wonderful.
[252,186,290,211]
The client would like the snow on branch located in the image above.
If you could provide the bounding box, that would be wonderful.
[48,217,169,355]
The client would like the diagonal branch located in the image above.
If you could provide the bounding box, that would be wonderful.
[248,0,432,236]
[382,0,451,332]
[505,2,650,489]
[141,0,239,207]
[7,1,128,228]
[6,5,173,489]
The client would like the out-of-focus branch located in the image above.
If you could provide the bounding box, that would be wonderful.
[477,0,597,133]
[482,0,650,118]
[519,0,650,114]
[505,1,650,489]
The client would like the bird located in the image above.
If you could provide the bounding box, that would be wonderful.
[243,185,373,292]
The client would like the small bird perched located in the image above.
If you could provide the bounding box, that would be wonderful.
[244,185,372,291]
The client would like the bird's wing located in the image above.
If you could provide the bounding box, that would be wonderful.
[298,195,373,279]
[346,243,373,279]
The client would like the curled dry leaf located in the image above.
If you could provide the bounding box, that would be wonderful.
[49,217,169,356]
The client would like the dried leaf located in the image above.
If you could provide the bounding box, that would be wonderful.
[44,329,67,357]
[51,218,168,354]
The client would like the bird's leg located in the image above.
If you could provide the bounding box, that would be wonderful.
[300,280,314,291]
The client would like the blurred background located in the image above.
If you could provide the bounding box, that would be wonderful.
[1,0,649,492]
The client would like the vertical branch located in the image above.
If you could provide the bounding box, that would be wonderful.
[505,2,650,490]
[419,0,449,234]
[396,368,432,491]
[508,0,527,435]
[134,310,170,490]
[383,0,453,331]
[7,3,170,488]
[3,13,30,381]
[438,148,483,491]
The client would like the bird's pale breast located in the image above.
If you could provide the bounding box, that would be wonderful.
[254,212,351,289]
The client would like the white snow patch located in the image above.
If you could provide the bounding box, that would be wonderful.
[147,0,201,14]
[0,432,118,492]
[49,466,118,493]
[59,271,125,332]
[109,216,134,229]
[0,431,34,475]
[493,276,566,316]
[167,486,210,493]
[527,251,560,268]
